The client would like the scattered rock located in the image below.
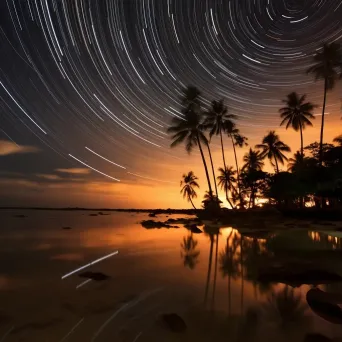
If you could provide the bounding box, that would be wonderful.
[187,224,202,234]
[141,220,178,229]
[148,213,157,217]
[159,313,187,333]
[89,214,98,216]
[303,333,332,342]
[62,226,71,230]
[79,271,110,281]
[14,214,27,218]
[98,212,103,215]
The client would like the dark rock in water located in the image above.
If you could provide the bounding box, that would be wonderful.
[160,313,187,333]
[258,268,342,287]
[62,226,71,230]
[79,271,110,281]
[98,212,103,215]
[141,220,178,229]
[89,214,98,216]
[14,214,27,218]
[188,224,202,234]
[149,212,157,217]
[303,333,332,342]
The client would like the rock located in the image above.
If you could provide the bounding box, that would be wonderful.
[78,272,110,281]
[188,224,202,234]
[89,214,98,216]
[62,226,71,230]
[14,214,27,218]
[303,333,332,342]
[141,220,178,229]
[159,313,187,333]
[149,212,157,217]
[98,212,103,215]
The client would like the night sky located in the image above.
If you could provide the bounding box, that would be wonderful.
[0,0,341,208]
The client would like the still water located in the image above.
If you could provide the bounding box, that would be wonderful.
[1,209,342,341]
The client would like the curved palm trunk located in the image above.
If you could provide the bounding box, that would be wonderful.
[211,233,219,310]
[220,131,227,169]
[300,122,304,157]
[231,135,243,208]
[204,235,214,307]
[196,134,213,196]
[319,77,328,166]
[188,195,196,210]
[207,143,218,197]
[274,157,279,173]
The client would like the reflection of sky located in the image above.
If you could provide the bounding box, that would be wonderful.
[1,210,342,339]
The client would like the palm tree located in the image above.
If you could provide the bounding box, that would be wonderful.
[287,152,305,173]
[180,171,199,209]
[217,166,236,209]
[203,99,236,189]
[279,92,316,157]
[256,131,291,173]
[306,43,342,165]
[242,148,264,172]
[168,86,213,196]
[228,127,248,208]
[333,134,342,146]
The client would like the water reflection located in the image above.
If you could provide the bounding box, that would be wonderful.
[180,233,200,270]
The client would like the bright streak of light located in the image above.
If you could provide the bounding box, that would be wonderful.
[58,318,84,342]
[127,171,177,184]
[61,250,119,279]
[68,154,120,181]
[76,278,92,289]
[85,147,126,169]
[290,16,308,23]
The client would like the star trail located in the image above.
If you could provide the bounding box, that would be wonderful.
[1,0,342,194]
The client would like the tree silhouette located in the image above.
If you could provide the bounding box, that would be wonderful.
[180,171,199,209]
[168,85,213,197]
[242,148,264,172]
[217,166,236,209]
[256,131,291,173]
[306,42,341,165]
[180,233,200,270]
[279,92,316,157]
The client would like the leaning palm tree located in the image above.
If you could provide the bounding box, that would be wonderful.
[203,99,236,184]
[256,131,291,173]
[242,148,264,172]
[180,171,199,209]
[306,42,342,165]
[168,86,213,196]
[217,166,236,208]
[279,92,316,157]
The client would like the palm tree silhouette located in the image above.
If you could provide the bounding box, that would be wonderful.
[168,85,213,196]
[242,148,264,172]
[333,134,342,146]
[217,166,236,208]
[279,92,316,157]
[228,128,248,208]
[306,43,341,165]
[180,171,199,209]
[180,234,200,270]
[203,99,236,197]
[256,131,291,173]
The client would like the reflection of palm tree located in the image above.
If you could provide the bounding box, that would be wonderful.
[219,230,240,315]
[256,131,291,173]
[306,43,341,165]
[204,228,215,307]
[167,85,213,196]
[180,171,199,209]
[279,92,316,157]
[180,233,200,270]
[262,286,308,329]
[211,233,219,310]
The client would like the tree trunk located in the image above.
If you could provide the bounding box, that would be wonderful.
[189,196,196,210]
[196,134,213,197]
[220,130,227,170]
[207,143,218,197]
[319,77,328,166]
[231,135,244,209]
[274,157,279,173]
[300,122,304,157]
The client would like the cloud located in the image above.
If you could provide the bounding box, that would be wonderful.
[55,168,90,175]
[36,174,62,181]
[0,140,40,156]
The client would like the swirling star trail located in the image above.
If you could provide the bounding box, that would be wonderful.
[0,0,341,206]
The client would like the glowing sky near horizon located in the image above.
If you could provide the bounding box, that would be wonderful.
[0,0,342,208]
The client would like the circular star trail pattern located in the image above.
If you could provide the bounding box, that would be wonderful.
[1,0,342,183]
